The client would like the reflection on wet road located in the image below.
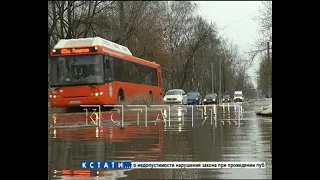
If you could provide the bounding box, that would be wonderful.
[48,103,272,179]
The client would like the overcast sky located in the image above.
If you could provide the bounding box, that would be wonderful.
[196,1,263,87]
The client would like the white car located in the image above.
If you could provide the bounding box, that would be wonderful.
[163,89,188,105]
[233,94,244,102]
[234,91,244,102]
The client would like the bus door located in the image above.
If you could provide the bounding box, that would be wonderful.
[104,54,114,82]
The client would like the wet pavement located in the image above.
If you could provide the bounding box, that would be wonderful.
[48,102,272,179]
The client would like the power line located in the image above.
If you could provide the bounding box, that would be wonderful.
[197,2,258,31]
[196,2,259,43]
[218,11,258,31]
[196,3,216,28]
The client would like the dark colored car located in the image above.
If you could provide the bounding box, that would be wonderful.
[222,95,231,103]
[187,92,202,105]
[203,93,219,105]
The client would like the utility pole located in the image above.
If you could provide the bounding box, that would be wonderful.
[219,56,222,103]
[119,1,124,45]
[267,42,271,98]
[192,56,194,90]
[211,62,214,94]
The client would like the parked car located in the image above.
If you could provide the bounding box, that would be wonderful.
[222,95,231,103]
[187,91,202,105]
[233,91,244,102]
[203,93,219,105]
[163,89,188,105]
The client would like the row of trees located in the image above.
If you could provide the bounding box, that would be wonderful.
[251,1,272,97]
[48,1,254,96]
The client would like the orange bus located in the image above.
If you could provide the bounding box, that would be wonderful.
[49,37,163,107]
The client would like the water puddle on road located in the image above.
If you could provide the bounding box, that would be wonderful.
[48,103,272,179]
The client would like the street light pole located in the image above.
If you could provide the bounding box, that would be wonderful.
[192,56,194,90]
[219,55,222,103]
[211,62,214,94]
[267,42,271,98]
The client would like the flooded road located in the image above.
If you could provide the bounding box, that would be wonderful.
[48,102,272,179]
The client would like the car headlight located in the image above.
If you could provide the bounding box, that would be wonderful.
[163,97,167,100]
[196,97,198,100]
[177,96,182,100]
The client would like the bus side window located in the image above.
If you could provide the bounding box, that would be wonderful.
[139,66,149,85]
[145,72,152,85]
[105,56,113,81]
[138,65,145,84]
[123,61,133,82]
[151,68,158,86]
[157,71,161,87]
[113,57,123,81]
[132,64,140,83]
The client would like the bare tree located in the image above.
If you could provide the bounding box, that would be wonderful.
[248,1,272,95]
[48,1,115,50]
[249,1,272,62]
[48,1,253,94]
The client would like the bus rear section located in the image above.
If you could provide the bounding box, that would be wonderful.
[49,37,163,107]
[104,55,163,104]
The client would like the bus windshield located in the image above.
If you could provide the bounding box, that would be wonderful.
[50,54,104,87]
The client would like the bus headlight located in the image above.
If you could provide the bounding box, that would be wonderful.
[94,92,103,96]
